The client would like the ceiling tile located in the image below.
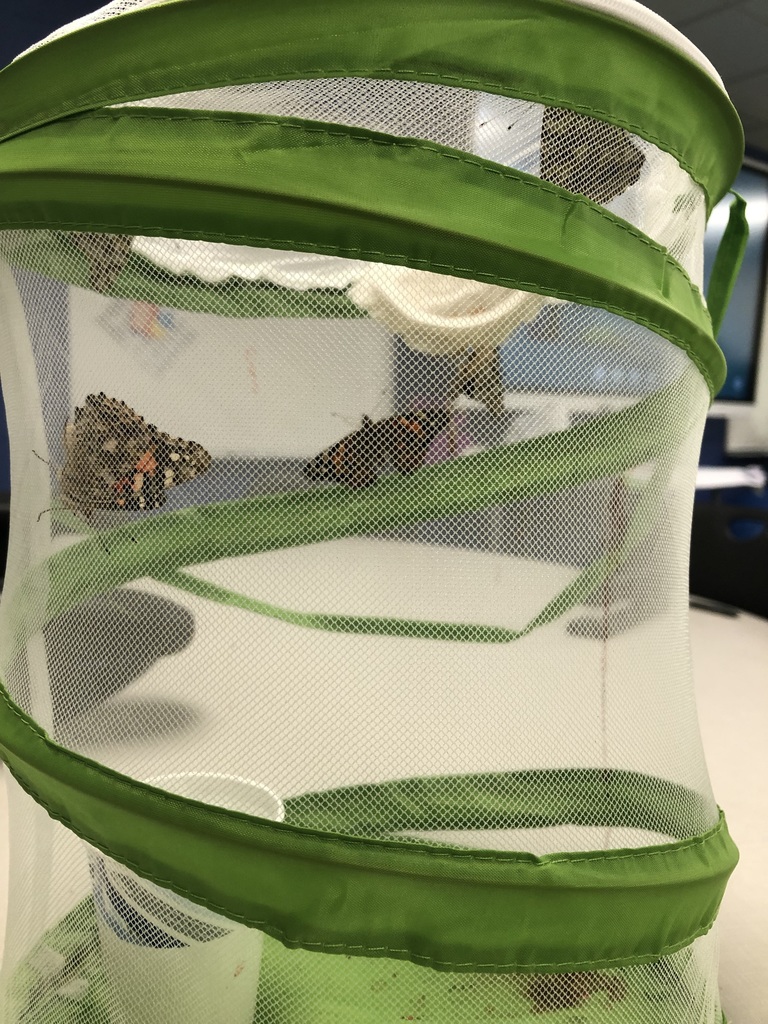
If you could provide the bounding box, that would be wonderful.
[641,0,739,24]
[740,0,768,28]
[742,119,768,157]
[723,69,768,157]
[680,9,768,79]
[743,127,768,161]
[641,1,768,158]
[725,69,768,111]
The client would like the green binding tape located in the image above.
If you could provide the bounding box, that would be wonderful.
[0,378,735,973]
[0,108,726,395]
[0,708,739,974]
[706,190,749,340]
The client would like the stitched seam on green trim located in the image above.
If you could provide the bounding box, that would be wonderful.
[13,67,717,198]
[82,110,684,265]
[0,757,721,970]
[0,689,726,864]
[0,216,716,395]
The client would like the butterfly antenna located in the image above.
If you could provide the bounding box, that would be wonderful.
[32,450,51,466]
[330,411,357,429]
[370,386,391,420]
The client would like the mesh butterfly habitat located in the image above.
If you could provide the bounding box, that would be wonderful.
[0,0,749,1022]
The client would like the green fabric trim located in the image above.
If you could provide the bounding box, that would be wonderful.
[706,191,750,341]
[284,770,713,841]
[0,702,739,972]
[0,231,364,320]
[4,383,695,656]
[0,108,725,396]
[8,896,721,1023]
[0,0,742,210]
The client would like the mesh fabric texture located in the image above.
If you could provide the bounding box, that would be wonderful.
[0,1,734,1021]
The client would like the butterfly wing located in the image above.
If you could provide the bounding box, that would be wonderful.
[60,396,132,518]
[457,349,505,417]
[71,233,134,293]
[305,410,449,487]
[305,417,381,488]
[60,393,211,519]
[539,107,644,205]
[387,409,450,474]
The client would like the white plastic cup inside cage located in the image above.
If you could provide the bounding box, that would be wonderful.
[87,773,284,1024]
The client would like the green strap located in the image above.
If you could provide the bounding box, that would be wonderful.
[283,769,714,841]
[706,190,749,339]
[3,382,697,657]
[0,706,738,972]
[5,897,740,1022]
[0,108,725,395]
[0,379,734,971]
[0,0,742,210]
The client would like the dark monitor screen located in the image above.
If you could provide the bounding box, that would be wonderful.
[704,163,768,403]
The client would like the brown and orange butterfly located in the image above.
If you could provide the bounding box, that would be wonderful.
[305,408,449,489]
[57,392,211,521]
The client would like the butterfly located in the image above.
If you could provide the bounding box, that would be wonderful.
[57,392,211,522]
[70,232,134,293]
[305,408,450,489]
[454,347,505,417]
[539,106,645,206]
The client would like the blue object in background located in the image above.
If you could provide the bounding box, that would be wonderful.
[499,304,663,396]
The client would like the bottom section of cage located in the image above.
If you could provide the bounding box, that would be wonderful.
[4,893,723,1024]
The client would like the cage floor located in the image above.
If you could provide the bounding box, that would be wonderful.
[10,896,716,1024]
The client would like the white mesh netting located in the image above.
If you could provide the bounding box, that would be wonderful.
[0,232,717,843]
[113,79,707,285]
[0,2,730,1017]
[0,227,720,1021]
[15,0,717,288]
[3,773,724,1024]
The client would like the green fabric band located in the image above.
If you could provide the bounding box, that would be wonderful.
[0,699,738,972]
[0,380,734,972]
[0,108,725,395]
[7,896,736,1022]
[0,0,742,211]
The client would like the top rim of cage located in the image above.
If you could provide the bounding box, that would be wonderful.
[15,0,726,91]
[0,0,744,220]
[0,0,741,401]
